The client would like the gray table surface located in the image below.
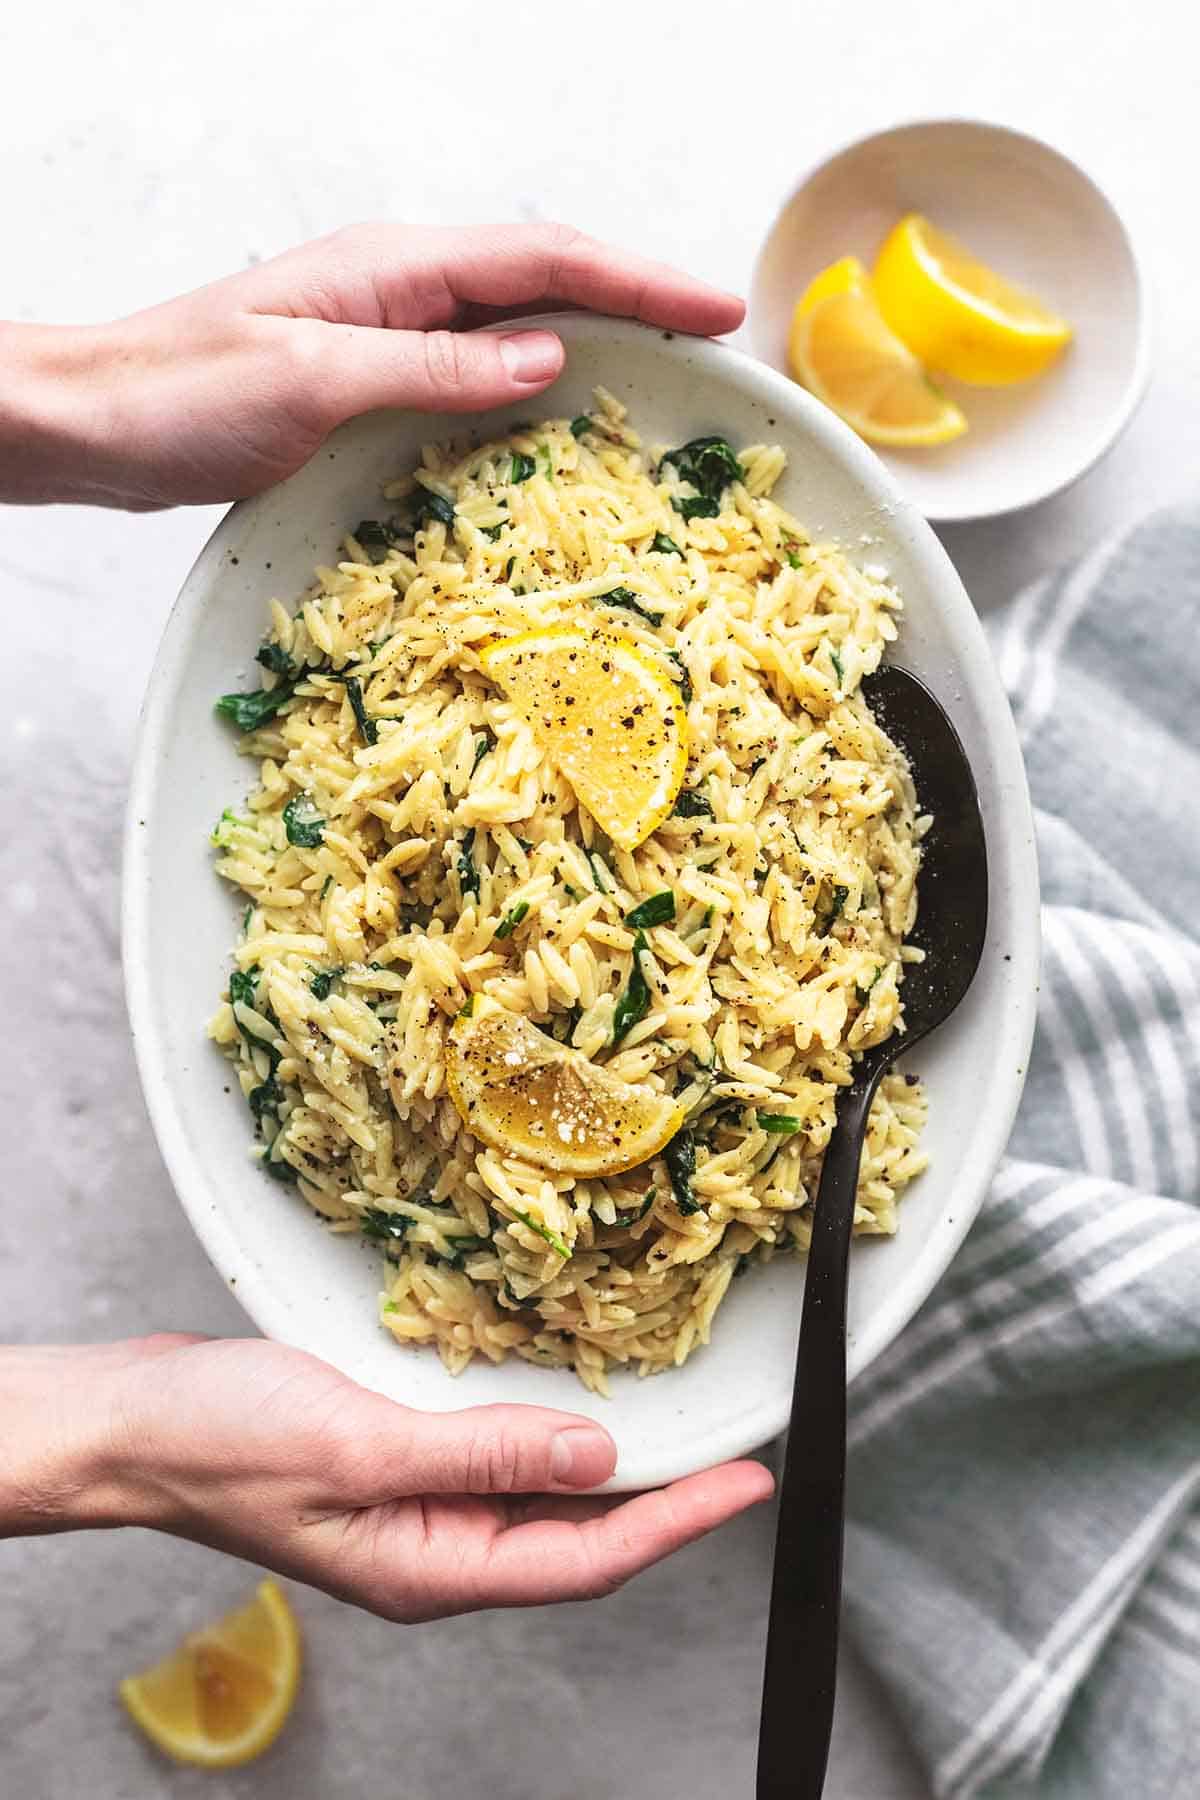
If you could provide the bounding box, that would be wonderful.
[3,1,1194,1793]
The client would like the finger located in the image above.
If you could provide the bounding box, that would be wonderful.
[451,298,587,332]
[351,1400,617,1498]
[303,319,566,417]
[417,221,745,334]
[504,1492,626,1528]
[249,221,745,337]
[476,1460,774,1607]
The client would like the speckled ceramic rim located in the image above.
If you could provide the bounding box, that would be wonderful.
[748,115,1153,524]
[123,314,1040,1489]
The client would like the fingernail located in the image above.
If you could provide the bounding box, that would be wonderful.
[550,1426,614,1487]
[499,330,563,384]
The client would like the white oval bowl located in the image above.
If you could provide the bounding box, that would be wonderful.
[123,314,1039,1490]
[748,118,1150,522]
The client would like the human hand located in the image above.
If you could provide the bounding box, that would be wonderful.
[0,223,743,511]
[3,1335,771,1620]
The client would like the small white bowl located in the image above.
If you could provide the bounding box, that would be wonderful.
[123,314,1039,1490]
[748,119,1150,522]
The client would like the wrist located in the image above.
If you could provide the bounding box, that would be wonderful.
[0,1339,160,1535]
[0,321,128,507]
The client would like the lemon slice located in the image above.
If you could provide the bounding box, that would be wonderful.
[794,254,871,319]
[119,1579,301,1769]
[789,282,967,447]
[479,625,687,852]
[873,213,1073,386]
[446,996,683,1177]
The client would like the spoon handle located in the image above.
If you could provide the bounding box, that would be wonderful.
[756,1071,882,1800]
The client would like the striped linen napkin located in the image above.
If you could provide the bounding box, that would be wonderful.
[842,505,1200,1799]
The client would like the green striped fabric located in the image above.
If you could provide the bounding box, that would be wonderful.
[843,508,1200,1798]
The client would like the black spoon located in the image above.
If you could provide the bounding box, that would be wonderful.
[756,664,989,1800]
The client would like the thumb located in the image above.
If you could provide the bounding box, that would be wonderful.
[313,321,565,417]
[359,1400,617,1498]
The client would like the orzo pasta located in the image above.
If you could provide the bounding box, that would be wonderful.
[208,390,928,1393]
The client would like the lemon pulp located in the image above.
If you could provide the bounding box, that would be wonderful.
[445,996,683,1178]
[118,1579,301,1768]
[789,277,967,448]
[793,254,870,319]
[479,625,687,852]
[873,213,1073,385]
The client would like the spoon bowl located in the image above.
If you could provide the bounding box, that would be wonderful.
[859,664,992,1044]
[757,665,989,1800]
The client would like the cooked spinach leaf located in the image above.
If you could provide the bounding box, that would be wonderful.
[663,1127,700,1214]
[612,930,651,1045]
[261,1153,298,1184]
[856,964,886,1003]
[665,650,693,705]
[494,901,530,939]
[588,848,615,894]
[569,415,595,439]
[342,675,378,746]
[412,491,457,531]
[229,966,259,1010]
[661,435,743,522]
[360,1207,409,1243]
[255,641,295,677]
[229,965,285,1070]
[309,966,343,1000]
[819,882,849,934]
[282,792,326,848]
[615,1190,655,1227]
[757,1112,801,1134]
[590,587,664,628]
[661,434,744,494]
[437,1234,484,1269]
[624,890,675,930]
[509,1206,569,1258]
[248,1074,284,1124]
[353,519,396,563]
[830,646,845,686]
[508,451,536,484]
[457,828,481,901]
[471,733,493,773]
[671,493,720,521]
[210,807,250,849]
[671,790,714,820]
[651,531,683,557]
[215,683,294,732]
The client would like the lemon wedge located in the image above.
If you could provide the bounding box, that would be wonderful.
[119,1579,301,1769]
[793,254,871,320]
[873,213,1073,386]
[479,625,687,852]
[446,996,683,1177]
[789,275,967,448]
